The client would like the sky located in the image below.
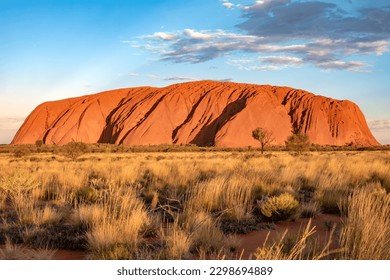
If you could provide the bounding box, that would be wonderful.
[1,0,389,144]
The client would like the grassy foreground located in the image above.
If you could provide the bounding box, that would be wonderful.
[0,148,389,259]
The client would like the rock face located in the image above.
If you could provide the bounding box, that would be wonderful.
[12,81,379,147]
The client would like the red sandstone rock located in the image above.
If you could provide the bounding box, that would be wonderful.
[11,81,379,147]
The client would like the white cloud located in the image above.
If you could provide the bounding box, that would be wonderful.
[369,119,390,130]
[355,41,390,55]
[146,74,198,81]
[183,29,212,40]
[152,32,177,41]
[260,55,303,65]
[134,28,379,71]
[229,55,305,71]
[369,120,390,144]
[222,2,235,9]
[317,60,371,72]
[163,76,198,81]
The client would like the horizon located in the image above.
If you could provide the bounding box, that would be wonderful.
[1,0,390,144]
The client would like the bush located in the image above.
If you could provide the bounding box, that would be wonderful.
[13,148,31,158]
[62,141,88,160]
[259,193,299,221]
[285,132,310,153]
[35,140,43,147]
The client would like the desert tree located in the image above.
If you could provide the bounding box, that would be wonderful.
[252,127,274,154]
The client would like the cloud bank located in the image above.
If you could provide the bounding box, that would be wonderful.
[132,0,390,71]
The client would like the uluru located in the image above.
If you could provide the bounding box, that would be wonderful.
[12,80,379,147]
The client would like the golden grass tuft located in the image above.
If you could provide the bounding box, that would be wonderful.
[161,222,193,259]
[339,187,390,259]
[85,189,150,259]
[0,239,56,260]
[259,193,299,220]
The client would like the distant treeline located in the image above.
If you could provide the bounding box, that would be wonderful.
[0,142,389,156]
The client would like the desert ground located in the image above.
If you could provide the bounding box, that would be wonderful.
[0,144,389,260]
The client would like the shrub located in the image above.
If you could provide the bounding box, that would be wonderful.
[285,132,310,153]
[259,193,299,221]
[13,148,31,158]
[62,141,88,160]
[35,140,44,150]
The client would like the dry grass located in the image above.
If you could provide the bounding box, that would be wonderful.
[161,222,193,259]
[85,189,150,259]
[253,220,337,260]
[0,239,56,260]
[0,149,389,259]
[339,187,390,259]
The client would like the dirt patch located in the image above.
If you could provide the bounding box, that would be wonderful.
[52,250,86,260]
[236,214,342,259]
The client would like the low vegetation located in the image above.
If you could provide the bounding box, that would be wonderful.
[0,145,389,259]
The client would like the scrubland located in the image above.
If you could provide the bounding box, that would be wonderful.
[0,146,389,260]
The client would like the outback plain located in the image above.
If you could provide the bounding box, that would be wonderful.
[0,144,389,260]
[1,0,390,269]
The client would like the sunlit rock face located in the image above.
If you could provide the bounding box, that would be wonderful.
[12,81,379,147]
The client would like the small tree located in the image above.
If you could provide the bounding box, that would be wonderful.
[285,132,310,153]
[252,127,274,154]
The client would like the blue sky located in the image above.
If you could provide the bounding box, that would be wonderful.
[1,0,389,144]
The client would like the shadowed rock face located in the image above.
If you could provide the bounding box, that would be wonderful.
[12,80,379,147]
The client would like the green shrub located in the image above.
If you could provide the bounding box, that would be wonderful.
[259,193,299,221]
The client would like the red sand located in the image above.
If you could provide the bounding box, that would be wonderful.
[1,214,341,260]
[52,250,85,260]
[236,214,342,259]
